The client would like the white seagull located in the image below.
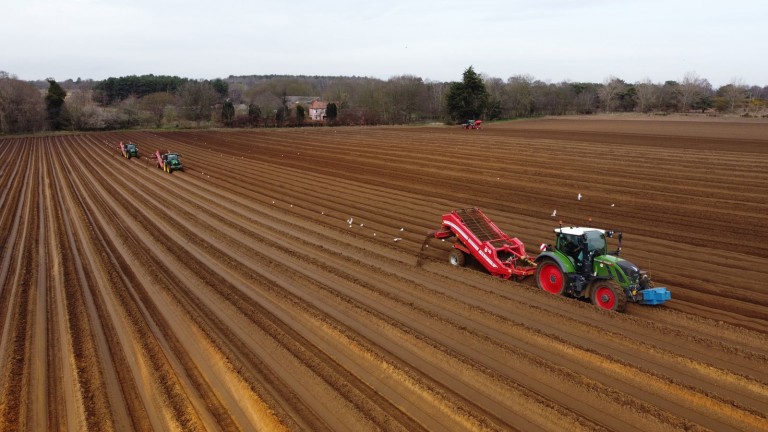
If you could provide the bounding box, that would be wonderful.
[551,209,557,217]
[577,193,582,201]
[347,217,354,225]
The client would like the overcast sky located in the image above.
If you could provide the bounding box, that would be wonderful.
[2,0,766,87]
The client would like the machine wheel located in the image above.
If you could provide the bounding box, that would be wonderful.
[536,259,565,295]
[590,280,627,312]
[448,249,466,267]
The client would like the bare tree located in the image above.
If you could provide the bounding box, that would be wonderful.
[424,80,447,121]
[634,79,659,113]
[177,81,220,126]
[141,92,177,127]
[118,95,141,128]
[250,92,281,127]
[678,71,708,112]
[721,78,748,113]
[0,72,47,133]
[504,75,535,117]
[598,76,626,113]
[385,75,428,123]
[66,89,103,130]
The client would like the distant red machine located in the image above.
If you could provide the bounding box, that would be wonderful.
[433,208,536,280]
[462,120,483,130]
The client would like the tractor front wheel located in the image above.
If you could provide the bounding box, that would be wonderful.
[449,249,466,267]
[536,259,565,295]
[590,280,627,312]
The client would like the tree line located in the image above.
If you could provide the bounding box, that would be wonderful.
[1,68,766,134]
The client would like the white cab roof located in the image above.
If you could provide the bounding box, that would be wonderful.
[554,227,605,235]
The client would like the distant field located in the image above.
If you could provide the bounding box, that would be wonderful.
[1,117,766,431]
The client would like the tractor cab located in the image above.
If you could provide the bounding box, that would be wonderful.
[553,227,608,274]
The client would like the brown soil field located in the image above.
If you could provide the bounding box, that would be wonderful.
[1,117,767,431]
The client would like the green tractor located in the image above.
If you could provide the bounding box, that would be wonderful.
[119,141,139,159]
[535,226,670,312]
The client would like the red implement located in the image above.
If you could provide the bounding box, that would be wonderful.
[434,208,536,279]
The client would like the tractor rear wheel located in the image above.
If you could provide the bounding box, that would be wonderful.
[590,279,627,312]
[536,259,565,295]
[449,249,466,267]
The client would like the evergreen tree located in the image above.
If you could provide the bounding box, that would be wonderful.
[222,99,235,124]
[296,104,305,125]
[326,102,338,120]
[248,103,261,127]
[445,66,489,123]
[45,78,68,130]
[210,78,229,98]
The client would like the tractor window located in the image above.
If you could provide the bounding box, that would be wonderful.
[584,231,606,254]
[557,234,581,256]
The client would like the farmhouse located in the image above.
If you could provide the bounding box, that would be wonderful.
[309,100,329,120]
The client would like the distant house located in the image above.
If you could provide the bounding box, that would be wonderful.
[309,100,329,121]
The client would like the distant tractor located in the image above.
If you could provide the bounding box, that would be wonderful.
[119,141,139,159]
[153,149,183,173]
[535,226,670,312]
[462,120,483,130]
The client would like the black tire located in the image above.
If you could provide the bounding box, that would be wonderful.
[590,279,627,312]
[536,258,566,295]
[449,249,466,267]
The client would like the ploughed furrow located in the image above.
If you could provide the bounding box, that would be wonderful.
[49,136,122,431]
[30,141,52,431]
[71,139,381,431]
[87,134,556,428]
[0,118,766,432]
[115,137,616,430]
[0,141,37,431]
[153,129,766,332]
[145,141,768,380]
[167,127,767,257]
[123,126,764,336]
[134,125,762,268]
[85,141,470,431]
[103,134,768,428]
[156,127,768,308]
[66,134,291,431]
[57,135,213,431]
[165,159,767,429]
[111,164,592,430]
[45,137,87,431]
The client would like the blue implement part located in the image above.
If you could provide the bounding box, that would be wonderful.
[640,287,671,305]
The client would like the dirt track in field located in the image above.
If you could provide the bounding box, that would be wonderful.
[1,116,766,431]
